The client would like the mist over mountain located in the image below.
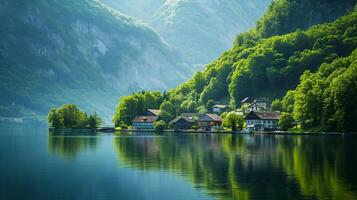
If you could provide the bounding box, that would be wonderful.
[101,0,271,66]
[0,0,190,121]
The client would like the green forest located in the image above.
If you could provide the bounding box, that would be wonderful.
[113,0,357,132]
[48,104,102,129]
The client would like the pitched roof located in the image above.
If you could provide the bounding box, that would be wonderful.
[169,116,195,124]
[212,104,229,109]
[241,97,251,103]
[132,116,158,123]
[147,109,161,116]
[181,113,198,118]
[245,111,280,120]
[200,114,222,122]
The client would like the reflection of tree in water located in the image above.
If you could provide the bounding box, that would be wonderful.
[114,133,357,200]
[48,130,99,160]
[278,136,357,200]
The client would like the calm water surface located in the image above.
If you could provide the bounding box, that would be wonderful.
[0,124,357,200]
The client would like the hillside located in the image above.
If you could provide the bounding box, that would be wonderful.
[257,0,357,37]
[101,0,271,65]
[168,1,357,106]
[0,0,190,121]
[113,0,357,132]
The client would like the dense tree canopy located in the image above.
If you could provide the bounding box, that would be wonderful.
[48,104,102,128]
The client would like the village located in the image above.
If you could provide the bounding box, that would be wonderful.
[130,97,282,133]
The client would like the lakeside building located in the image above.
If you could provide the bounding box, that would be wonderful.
[245,111,280,132]
[247,98,270,112]
[169,116,195,131]
[132,109,160,130]
[145,109,161,116]
[241,97,253,114]
[212,105,230,113]
[132,116,158,130]
[198,114,223,131]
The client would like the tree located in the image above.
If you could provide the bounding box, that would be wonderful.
[271,99,283,111]
[206,100,215,112]
[58,104,81,128]
[88,112,102,129]
[159,101,175,123]
[153,120,167,133]
[48,108,62,128]
[48,104,102,129]
[279,112,295,131]
[223,112,244,131]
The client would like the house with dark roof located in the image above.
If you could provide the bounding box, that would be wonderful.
[245,111,280,132]
[169,116,195,131]
[241,97,253,114]
[247,98,270,113]
[132,115,158,130]
[212,104,230,113]
[198,114,223,131]
[145,109,161,116]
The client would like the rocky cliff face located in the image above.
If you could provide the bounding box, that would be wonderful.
[101,0,271,65]
[0,0,190,121]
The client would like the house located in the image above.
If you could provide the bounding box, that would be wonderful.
[212,105,230,113]
[145,109,161,116]
[132,116,158,130]
[169,116,195,131]
[245,111,280,132]
[198,114,223,131]
[241,97,253,114]
[248,98,269,112]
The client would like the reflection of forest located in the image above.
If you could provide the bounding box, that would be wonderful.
[114,133,357,200]
[48,130,99,160]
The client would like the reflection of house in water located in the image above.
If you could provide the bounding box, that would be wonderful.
[113,134,354,200]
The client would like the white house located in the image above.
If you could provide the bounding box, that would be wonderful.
[212,105,230,113]
[245,111,280,132]
[248,98,269,112]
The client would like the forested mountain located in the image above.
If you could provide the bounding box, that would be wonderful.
[101,0,271,65]
[0,0,190,121]
[113,0,357,132]
[256,0,357,37]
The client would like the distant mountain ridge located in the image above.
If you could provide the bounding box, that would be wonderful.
[101,0,271,65]
[0,0,190,121]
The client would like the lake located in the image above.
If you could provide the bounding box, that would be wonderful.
[0,124,357,200]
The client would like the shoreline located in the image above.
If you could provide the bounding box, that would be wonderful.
[49,127,354,135]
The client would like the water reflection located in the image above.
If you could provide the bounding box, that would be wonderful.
[48,130,100,160]
[114,133,357,200]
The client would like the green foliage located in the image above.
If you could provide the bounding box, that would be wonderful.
[256,0,357,38]
[88,112,102,129]
[48,104,101,129]
[153,120,167,133]
[271,99,283,111]
[159,101,175,123]
[206,100,215,112]
[282,49,357,132]
[223,112,244,131]
[162,4,357,113]
[112,91,163,127]
[279,112,295,131]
